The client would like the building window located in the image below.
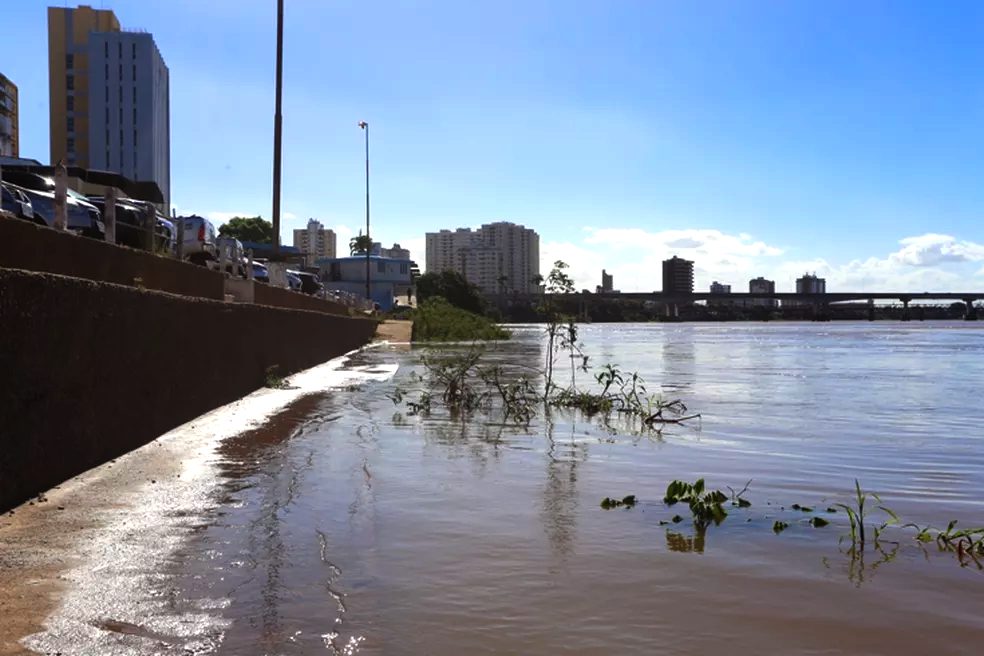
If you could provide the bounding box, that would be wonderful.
[66,95,74,111]
[119,64,123,81]
[105,86,109,102]
[133,87,137,103]
[105,63,109,78]
[66,75,74,91]
[118,42,122,58]
[67,137,75,152]
[400,263,409,274]
[65,54,74,69]
[133,107,137,123]
[104,42,108,57]
[119,107,123,123]
[133,65,136,81]
[67,117,75,133]
[132,43,136,59]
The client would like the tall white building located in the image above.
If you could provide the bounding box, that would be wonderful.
[85,30,170,211]
[425,221,540,294]
[293,218,336,267]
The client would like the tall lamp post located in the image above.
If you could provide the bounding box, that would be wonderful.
[271,0,285,257]
[359,120,370,302]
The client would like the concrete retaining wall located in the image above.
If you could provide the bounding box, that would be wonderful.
[0,215,226,300]
[0,267,377,512]
[254,282,352,316]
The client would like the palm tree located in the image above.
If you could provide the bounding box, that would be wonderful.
[349,231,373,255]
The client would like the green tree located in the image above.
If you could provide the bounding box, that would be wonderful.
[416,270,486,315]
[349,232,373,255]
[217,216,274,243]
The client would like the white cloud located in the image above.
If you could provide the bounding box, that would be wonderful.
[542,228,984,293]
[888,233,984,267]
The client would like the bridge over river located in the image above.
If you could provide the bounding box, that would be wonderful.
[518,291,984,320]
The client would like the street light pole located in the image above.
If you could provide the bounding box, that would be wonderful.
[359,120,370,302]
[271,0,284,257]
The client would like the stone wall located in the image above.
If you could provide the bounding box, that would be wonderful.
[0,215,226,300]
[0,267,377,512]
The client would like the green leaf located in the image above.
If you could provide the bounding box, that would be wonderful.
[773,521,789,534]
[621,495,637,506]
[737,498,752,508]
[694,478,705,495]
[810,516,829,528]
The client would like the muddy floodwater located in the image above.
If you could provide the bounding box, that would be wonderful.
[27,323,984,654]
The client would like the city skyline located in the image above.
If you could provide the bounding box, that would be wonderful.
[4,1,984,291]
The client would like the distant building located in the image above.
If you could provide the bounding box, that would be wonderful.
[709,281,731,294]
[0,73,18,157]
[748,276,778,308]
[662,256,694,294]
[425,221,540,295]
[796,273,826,294]
[48,5,171,211]
[293,219,336,267]
[596,269,614,294]
[317,255,412,311]
[372,242,411,260]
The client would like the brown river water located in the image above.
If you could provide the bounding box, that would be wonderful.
[32,323,984,654]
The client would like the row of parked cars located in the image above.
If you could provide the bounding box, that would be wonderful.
[1,173,359,302]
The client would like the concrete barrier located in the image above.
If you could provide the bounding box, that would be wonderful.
[0,267,377,512]
[254,282,352,315]
[0,214,226,300]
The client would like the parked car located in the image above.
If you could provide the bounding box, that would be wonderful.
[1,183,36,222]
[178,215,218,265]
[251,261,269,283]
[293,271,323,295]
[87,197,174,252]
[8,182,104,238]
[286,270,303,291]
[213,236,247,276]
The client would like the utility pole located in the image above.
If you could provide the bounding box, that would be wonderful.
[271,0,284,257]
[359,120,370,302]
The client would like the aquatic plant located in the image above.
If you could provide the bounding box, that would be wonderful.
[773,521,789,534]
[835,479,899,549]
[600,495,637,510]
[727,480,753,508]
[663,479,729,528]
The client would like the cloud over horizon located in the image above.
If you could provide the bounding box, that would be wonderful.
[543,229,984,294]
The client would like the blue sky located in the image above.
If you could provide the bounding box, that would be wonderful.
[6,0,984,291]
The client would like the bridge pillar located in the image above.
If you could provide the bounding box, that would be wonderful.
[868,298,875,322]
[965,299,978,321]
[900,298,911,322]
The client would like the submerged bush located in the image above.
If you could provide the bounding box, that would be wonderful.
[412,297,510,342]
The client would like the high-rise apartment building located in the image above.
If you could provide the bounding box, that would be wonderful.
[293,219,337,266]
[796,273,826,294]
[48,6,170,210]
[596,269,614,294]
[748,277,778,308]
[425,222,540,295]
[662,256,694,294]
[0,74,18,157]
[709,281,731,294]
[372,242,411,260]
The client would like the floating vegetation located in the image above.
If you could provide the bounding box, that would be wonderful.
[773,521,789,534]
[600,495,637,510]
[727,480,753,508]
[810,516,830,528]
[663,479,729,529]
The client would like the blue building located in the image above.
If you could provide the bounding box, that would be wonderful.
[316,255,412,311]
